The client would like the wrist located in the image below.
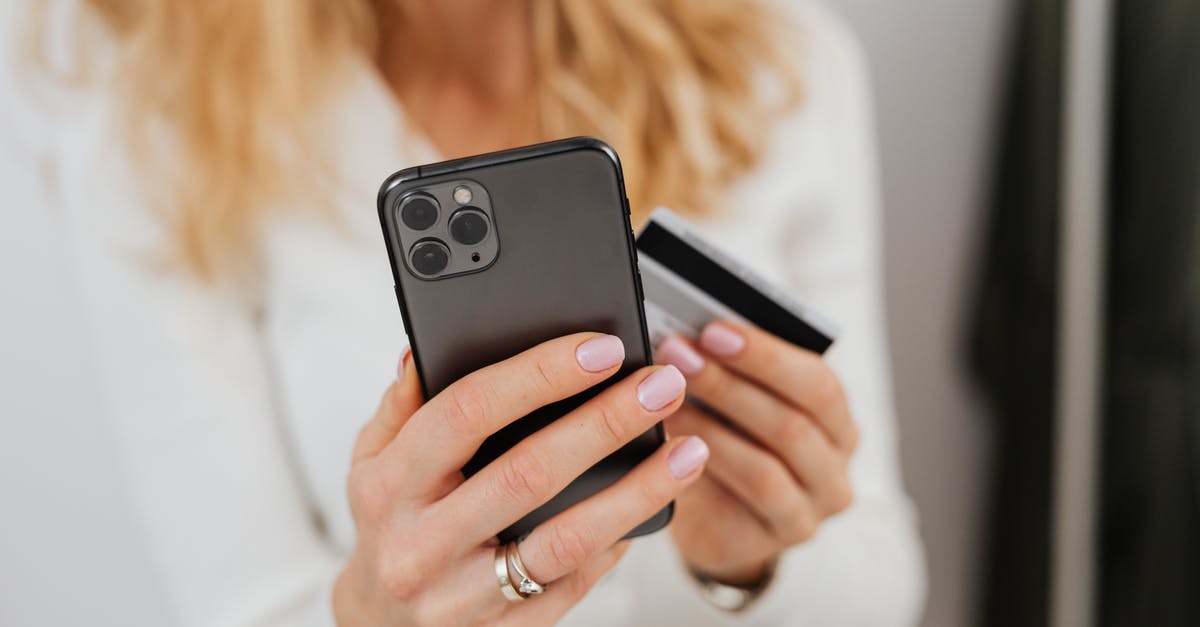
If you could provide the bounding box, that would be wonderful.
[333,559,380,627]
[332,566,360,627]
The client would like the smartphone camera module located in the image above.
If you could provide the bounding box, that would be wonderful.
[394,181,499,280]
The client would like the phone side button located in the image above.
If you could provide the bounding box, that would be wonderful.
[394,286,414,338]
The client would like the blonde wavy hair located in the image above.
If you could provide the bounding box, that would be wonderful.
[59,0,802,279]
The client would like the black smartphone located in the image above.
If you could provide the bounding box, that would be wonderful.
[377,137,670,542]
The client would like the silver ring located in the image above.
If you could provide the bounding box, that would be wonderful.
[506,541,547,598]
[494,544,524,602]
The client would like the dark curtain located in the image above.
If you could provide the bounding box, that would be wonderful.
[973,0,1200,624]
[1099,1,1200,625]
[968,0,1065,625]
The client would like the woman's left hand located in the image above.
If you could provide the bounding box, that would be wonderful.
[657,321,859,587]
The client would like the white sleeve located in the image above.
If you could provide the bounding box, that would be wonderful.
[70,246,344,627]
[64,194,345,627]
[736,4,927,625]
[0,14,344,623]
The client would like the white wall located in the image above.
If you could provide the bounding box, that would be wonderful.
[825,1,1011,625]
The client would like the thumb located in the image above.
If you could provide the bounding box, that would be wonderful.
[352,347,424,463]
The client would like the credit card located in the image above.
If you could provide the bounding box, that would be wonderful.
[636,207,838,354]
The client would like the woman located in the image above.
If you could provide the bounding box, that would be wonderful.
[10,0,924,624]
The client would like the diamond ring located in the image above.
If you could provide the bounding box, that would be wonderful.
[506,540,547,598]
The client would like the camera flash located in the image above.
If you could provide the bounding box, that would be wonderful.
[453,185,473,205]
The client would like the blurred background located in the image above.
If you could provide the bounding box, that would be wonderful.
[3,0,1197,625]
[827,2,1006,626]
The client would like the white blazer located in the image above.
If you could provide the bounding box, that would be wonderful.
[1,1,925,625]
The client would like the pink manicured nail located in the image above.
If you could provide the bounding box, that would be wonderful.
[668,436,709,479]
[576,335,626,372]
[637,365,686,411]
[656,337,705,375]
[700,323,746,356]
[397,345,411,381]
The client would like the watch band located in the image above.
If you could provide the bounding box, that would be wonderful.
[689,560,777,613]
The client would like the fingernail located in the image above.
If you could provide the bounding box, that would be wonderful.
[397,345,411,381]
[668,436,709,479]
[576,335,626,372]
[637,365,686,411]
[700,323,746,356]
[656,337,705,375]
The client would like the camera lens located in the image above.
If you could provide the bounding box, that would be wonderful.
[449,208,490,245]
[401,195,439,231]
[410,240,450,276]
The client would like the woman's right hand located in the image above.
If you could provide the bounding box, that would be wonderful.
[333,333,707,626]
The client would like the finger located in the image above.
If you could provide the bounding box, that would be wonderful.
[435,364,688,544]
[504,542,631,626]
[666,404,820,544]
[672,475,779,568]
[789,427,855,516]
[515,435,709,584]
[383,332,629,494]
[681,386,853,517]
[695,323,858,452]
[659,336,829,479]
[352,348,423,463]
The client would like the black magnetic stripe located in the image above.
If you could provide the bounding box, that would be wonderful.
[637,222,833,354]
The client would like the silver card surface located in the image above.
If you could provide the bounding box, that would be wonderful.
[636,207,839,353]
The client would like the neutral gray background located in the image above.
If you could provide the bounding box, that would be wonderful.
[828,1,1010,625]
[0,2,1010,625]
